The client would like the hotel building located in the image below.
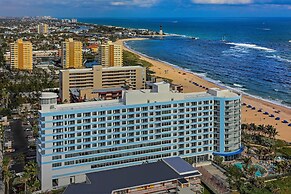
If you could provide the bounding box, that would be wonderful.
[37,82,242,191]
[98,41,123,67]
[60,65,146,102]
[37,23,49,34]
[61,38,83,69]
[10,39,33,70]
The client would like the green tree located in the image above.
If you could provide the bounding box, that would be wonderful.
[2,156,13,194]
[22,161,40,192]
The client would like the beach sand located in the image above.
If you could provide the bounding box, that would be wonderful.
[116,38,291,142]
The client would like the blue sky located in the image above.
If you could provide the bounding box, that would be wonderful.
[1,0,291,17]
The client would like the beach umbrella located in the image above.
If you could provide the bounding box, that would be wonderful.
[242,103,247,106]
[282,120,288,123]
[252,107,256,110]
[275,117,280,120]
[269,114,274,117]
[247,105,252,108]
[264,112,269,115]
[258,109,262,112]
[288,124,291,127]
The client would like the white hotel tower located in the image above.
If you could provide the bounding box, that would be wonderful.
[37,82,242,191]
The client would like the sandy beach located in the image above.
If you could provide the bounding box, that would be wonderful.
[116,38,291,142]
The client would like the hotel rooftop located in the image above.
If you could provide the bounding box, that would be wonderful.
[40,82,239,113]
[63,157,202,194]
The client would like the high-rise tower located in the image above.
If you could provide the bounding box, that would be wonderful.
[10,39,33,70]
[61,38,83,69]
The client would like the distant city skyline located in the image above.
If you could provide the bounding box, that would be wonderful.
[1,0,291,17]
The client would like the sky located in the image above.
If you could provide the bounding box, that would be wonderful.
[1,0,291,17]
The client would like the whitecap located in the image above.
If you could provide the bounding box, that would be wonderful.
[233,83,244,88]
[226,42,276,52]
[267,55,291,63]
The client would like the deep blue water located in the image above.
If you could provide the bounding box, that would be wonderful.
[79,18,291,107]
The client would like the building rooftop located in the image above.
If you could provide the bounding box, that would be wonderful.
[40,83,240,114]
[60,65,144,73]
[163,157,198,176]
[93,87,124,93]
[63,157,201,194]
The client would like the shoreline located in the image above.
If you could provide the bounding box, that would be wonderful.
[123,40,291,110]
[116,37,291,142]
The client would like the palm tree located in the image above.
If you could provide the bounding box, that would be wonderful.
[2,156,12,193]
[242,156,252,172]
[266,125,278,139]
[23,161,40,192]
[4,170,13,194]
[249,123,257,135]
[21,171,30,194]
[257,124,265,136]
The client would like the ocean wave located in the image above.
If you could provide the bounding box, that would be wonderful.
[233,83,244,88]
[124,40,291,109]
[266,55,291,63]
[257,28,271,31]
[226,42,276,52]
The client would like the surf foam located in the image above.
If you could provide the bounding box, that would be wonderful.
[226,42,276,52]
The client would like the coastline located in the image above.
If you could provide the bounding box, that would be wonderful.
[116,38,291,142]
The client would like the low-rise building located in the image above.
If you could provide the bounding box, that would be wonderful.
[60,65,146,102]
[64,157,203,194]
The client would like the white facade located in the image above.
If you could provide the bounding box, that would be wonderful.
[37,83,242,191]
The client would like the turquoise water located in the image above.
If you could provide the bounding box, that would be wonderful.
[79,18,291,108]
[234,162,265,177]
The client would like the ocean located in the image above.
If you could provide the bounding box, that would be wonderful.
[79,18,291,107]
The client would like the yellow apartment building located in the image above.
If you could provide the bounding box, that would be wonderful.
[98,41,123,67]
[10,39,33,70]
[61,38,83,69]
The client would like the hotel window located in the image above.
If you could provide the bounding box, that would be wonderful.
[69,134,75,138]
[52,179,58,187]
[52,155,62,160]
[83,112,91,117]
[53,148,63,153]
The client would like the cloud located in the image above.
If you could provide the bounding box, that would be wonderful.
[192,0,252,4]
[110,0,160,7]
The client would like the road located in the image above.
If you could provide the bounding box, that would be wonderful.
[10,120,29,173]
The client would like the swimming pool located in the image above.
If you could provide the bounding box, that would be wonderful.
[234,162,266,177]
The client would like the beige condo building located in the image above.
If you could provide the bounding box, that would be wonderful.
[37,23,48,34]
[98,41,123,67]
[60,65,145,102]
[10,39,33,70]
[61,38,83,69]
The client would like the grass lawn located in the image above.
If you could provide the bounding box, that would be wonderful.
[277,147,291,157]
[266,176,291,194]
[123,50,152,68]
